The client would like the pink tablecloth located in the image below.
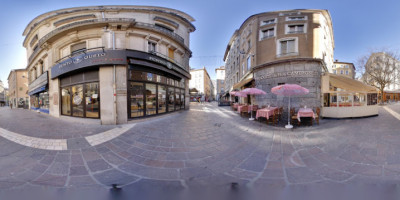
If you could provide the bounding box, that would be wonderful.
[297,108,315,122]
[237,105,248,113]
[247,105,258,113]
[233,104,239,109]
[256,107,278,119]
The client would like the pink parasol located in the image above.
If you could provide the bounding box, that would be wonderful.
[229,91,238,96]
[234,91,248,97]
[240,88,267,95]
[239,88,266,120]
[271,84,309,128]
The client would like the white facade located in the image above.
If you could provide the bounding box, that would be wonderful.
[189,68,212,100]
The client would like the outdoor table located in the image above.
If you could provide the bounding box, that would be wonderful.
[297,108,315,122]
[255,107,278,119]
[237,105,248,113]
[247,105,258,113]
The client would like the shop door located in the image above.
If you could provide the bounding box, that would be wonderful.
[130,82,144,118]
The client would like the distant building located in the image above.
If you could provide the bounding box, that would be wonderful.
[7,69,29,108]
[189,67,212,101]
[0,80,6,106]
[330,61,355,79]
[215,66,225,101]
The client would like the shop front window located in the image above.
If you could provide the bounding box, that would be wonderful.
[168,87,175,112]
[367,93,378,105]
[85,83,99,118]
[353,93,366,106]
[330,93,337,107]
[130,82,144,118]
[39,92,49,110]
[175,89,181,110]
[180,89,185,109]
[61,88,71,115]
[338,93,352,107]
[158,85,166,114]
[146,83,157,116]
[72,85,84,117]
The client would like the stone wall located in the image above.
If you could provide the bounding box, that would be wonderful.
[253,60,323,113]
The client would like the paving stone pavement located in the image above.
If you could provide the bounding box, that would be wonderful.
[0,103,400,199]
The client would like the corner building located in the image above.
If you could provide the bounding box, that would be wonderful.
[224,9,334,110]
[23,6,195,124]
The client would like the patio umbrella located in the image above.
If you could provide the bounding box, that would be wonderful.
[271,84,309,129]
[240,88,267,120]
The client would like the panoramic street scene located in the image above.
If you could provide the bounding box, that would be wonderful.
[1,0,400,199]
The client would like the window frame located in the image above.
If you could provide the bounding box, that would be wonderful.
[260,26,276,40]
[285,23,307,34]
[148,41,157,53]
[276,37,298,57]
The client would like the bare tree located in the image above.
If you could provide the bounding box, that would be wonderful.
[358,50,400,104]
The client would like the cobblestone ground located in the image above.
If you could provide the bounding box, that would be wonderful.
[0,103,400,199]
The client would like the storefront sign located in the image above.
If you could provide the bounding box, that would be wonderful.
[51,50,127,79]
[255,71,318,80]
[148,56,173,69]
[127,50,191,79]
[28,71,48,95]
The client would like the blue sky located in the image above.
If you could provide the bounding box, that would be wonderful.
[1,0,400,87]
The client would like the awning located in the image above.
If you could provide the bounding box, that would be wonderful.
[325,74,377,93]
[28,85,47,96]
[233,73,254,89]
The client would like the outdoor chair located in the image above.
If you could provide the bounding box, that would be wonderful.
[314,107,320,125]
[278,107,284,122]
[290,108,300,126]
[267,109,279,125]
[240,106,248,117]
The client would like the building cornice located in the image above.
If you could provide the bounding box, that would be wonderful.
[23,6,195,40]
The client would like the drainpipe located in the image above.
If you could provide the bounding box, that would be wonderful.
[112,31,117,124]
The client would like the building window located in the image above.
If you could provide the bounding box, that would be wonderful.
[345,70,349,75]
[333,70,336,74]
[247,40,251,51]
[333,65,336,68]
[168,48,174,60]
[287,24,305,34]
[340,70,344,74]
[71,42,86,55]
[286,16,307,21]
[261,18,276,26]
[40,61,44,74]
[277,38,297,56]
[345,65,349,68]
[247,56,251,71]
[148,41,157,53]
[261,28,274,39]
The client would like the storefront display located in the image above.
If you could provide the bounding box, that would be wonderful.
[129,69,185,118]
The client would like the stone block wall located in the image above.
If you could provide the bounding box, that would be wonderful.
[253,60,323,115]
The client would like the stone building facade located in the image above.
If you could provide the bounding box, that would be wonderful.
[23,5,195,124]
[223,9,334,109]
[189,67,212,101]
[7,69,29,109]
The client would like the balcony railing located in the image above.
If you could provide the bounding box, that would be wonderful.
[134,22,184,44]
